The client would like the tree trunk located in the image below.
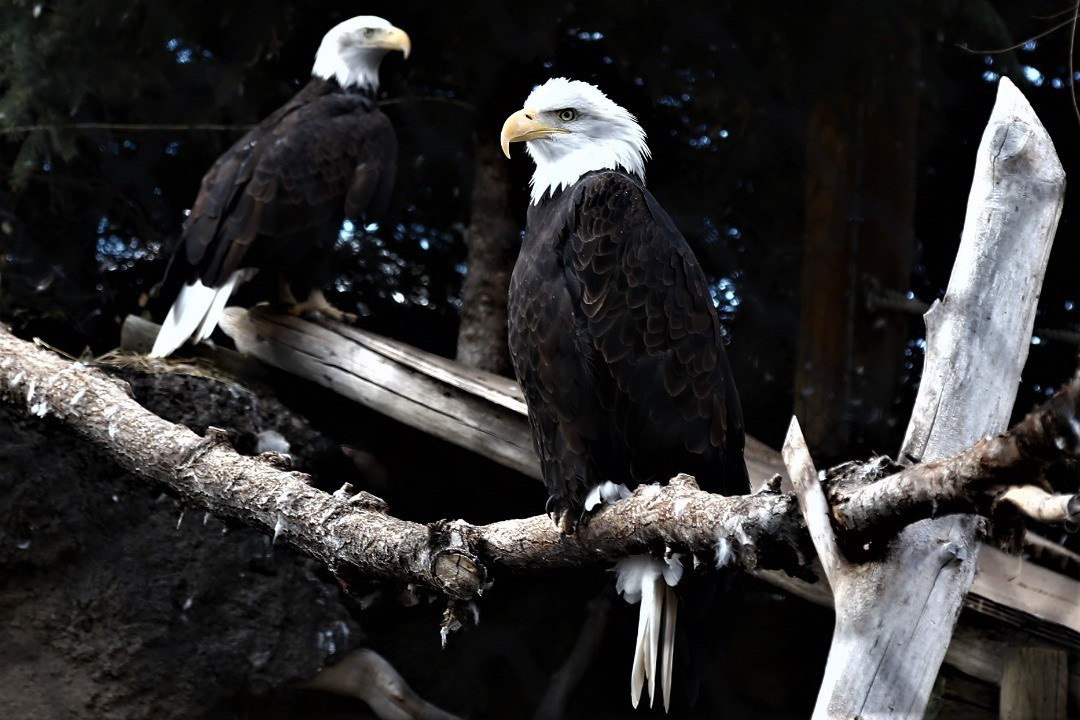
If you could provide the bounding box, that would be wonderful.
[455,137,518,375]
[795,3,921,459]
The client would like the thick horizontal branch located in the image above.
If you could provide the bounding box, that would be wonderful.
[830,375,1080,539]
[4,327,1080,605]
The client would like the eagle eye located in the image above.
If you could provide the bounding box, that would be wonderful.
[363,28,376,38]
[558,109,577,122]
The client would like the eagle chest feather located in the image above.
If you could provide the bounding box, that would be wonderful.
[509,171,747,517]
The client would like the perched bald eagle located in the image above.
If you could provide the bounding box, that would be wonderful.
[150,16,410,357]
[501,78,747,711]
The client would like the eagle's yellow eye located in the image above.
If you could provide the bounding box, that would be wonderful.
[558,109,577,122]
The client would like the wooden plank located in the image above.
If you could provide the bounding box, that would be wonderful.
[218,307,541,481]
[327,319,527,415]
[970,547,1080,649]
[999,646,1068,720]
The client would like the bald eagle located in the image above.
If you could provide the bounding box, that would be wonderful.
[150,16,410,357]
[501,78,747,711]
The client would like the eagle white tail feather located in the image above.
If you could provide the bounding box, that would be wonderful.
[615,554,681,712]
[192,271,248,343]
[150,270,252,358]
[662,584,677,710]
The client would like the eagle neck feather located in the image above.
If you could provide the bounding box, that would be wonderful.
[529,149,645,206]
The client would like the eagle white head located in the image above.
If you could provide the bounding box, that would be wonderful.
[312,16,410,92]
[501,78,650,205]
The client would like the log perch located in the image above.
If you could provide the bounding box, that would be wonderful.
[3,323,1080,604]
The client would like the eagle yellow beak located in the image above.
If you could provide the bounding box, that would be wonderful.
[376,27,411,59]
[500,108,569,159]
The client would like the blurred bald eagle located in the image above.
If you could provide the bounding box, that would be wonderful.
[150,16,410,357]
[501,78,748,711]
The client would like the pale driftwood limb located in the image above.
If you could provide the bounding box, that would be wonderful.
[999,646,1068,720]
[296,647,464,720]
[783,418,844,583]
[533,596,612,720]
[1000,486,1080,525]
[784,420,860,719]
[805,76,1067,720]
[0,323,804,599]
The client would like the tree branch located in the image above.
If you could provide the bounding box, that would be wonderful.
[4,324,1080,606]
[296,647,465,720]
[831,377,1080,538]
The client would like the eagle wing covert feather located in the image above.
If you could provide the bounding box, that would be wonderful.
[174,87,394,290]
[510,171,747,519]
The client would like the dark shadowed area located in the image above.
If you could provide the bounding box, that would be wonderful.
[2,0,1078,717]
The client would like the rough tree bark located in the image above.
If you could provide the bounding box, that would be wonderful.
[797,76,1065,719]
[3,324,1078,606]
[455,137,518,375]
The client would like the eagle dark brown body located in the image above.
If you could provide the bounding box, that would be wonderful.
[508,169,748,524]
[167,76,396,296]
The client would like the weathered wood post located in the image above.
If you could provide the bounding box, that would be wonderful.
[786,76,1065,718]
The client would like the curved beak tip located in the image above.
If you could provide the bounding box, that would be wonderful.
[387,27,411,59]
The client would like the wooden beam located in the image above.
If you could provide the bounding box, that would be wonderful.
[217,307,540,481]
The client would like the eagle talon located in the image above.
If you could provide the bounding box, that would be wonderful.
[285,289,359,324]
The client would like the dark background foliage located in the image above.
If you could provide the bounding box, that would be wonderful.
[4,0,1079,452]
[2,0,1079,716]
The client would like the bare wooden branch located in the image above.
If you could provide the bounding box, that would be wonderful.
[1000,486,1080,525]
[783,418,845,582]
[296,647,465,720]
[830,377,1080,537]
[809,76,1066,719]
[0,323,809,597]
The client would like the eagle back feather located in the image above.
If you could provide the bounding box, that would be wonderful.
[177,78,396,289]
